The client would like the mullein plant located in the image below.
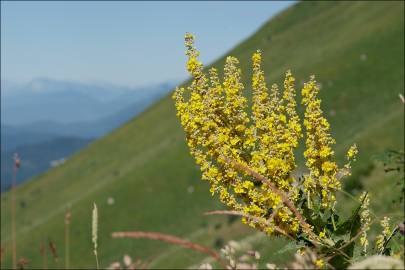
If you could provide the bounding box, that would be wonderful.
[173,33,401,268]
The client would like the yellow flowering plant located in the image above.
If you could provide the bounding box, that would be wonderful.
[173,33,400,268]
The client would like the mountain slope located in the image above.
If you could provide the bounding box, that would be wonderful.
[1,1,404,268]
[1,137,93,192]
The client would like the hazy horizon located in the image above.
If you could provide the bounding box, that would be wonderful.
[1,1,295,88]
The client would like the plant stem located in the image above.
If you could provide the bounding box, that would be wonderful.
[11,163,17,269]
[94,250,100,270]
[222,155,319,242]
[65,208,71,269]
[65,220,70,269]
[42,244,48,270]
[382,226,400,253]
[332,213,337,231]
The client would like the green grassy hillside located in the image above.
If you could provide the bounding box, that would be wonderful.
[1,1,404,268]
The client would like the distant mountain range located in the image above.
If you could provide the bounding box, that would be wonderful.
[2,84,174,141]
[1,124,59,153]
[1,78,176,190]
[1,78,175,125]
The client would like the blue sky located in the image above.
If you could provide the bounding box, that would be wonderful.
[1,1,295,87]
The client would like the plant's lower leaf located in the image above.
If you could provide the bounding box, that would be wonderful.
[275,241,305,255]
[329,242,355,269]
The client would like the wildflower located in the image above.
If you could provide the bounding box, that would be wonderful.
[347,144,358,160]
[266,263,277,269]
[315,259,324,268]
[359,192,371,254]
[108,261,121,270]
[199,263,213,270]
[123,254,132,267]
[375,235,384,253]
[246,250,261,260]
[376,216,391,253]
[173,34,357,237]
[318,229,326,238]
[107,197,115,205]
[381,217,391,236]
[302,76,339,207]
[342,144,359,178]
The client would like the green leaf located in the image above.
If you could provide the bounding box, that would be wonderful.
[275,241,305,255]
[329,242,355,269]
[331,233,350,244]
[335,196,364,237]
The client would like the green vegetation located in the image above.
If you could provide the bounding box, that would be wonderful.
[1,1,403,268]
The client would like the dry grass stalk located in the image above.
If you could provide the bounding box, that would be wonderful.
[11,153,20,269]
[221,155,319,241]
[0,246,4,268]
[112,231,221,261]
[399,93,405,104]
[92,203,100,270]
[17,257,28,270]
[48,240,58,263]
[65,207,71,269]
[40,243,48,269]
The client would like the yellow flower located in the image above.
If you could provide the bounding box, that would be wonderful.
[230,137,240,146]
[234,184,245,194]
[235,124,245,132]
[291,221,299,232]
[321,161,337,173]
[315,259,324,268]
[242,181,254,189]
[347,143,358,160]
[186,57,199,73]
[173,33,357,237]
[319,146,333,158]
[319,230,326,238]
